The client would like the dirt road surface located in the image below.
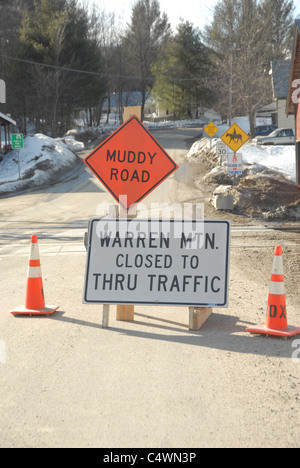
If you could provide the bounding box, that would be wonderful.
[0,127,299,448]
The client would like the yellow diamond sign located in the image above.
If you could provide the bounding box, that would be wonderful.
[220,123,250,153]
[204,122,218,138]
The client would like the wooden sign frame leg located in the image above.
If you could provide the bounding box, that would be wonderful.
[188,206,213,331]
[99,204,116,328]
[189,307,213,331]
[116,204,137,322]
[102,304,110,328]
[100,203,136,326]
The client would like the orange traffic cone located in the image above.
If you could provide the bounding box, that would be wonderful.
[246,246,300,337]
[10,235,59,316]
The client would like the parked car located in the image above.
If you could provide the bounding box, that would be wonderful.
[253,125,277,136]
[253,128,295,145]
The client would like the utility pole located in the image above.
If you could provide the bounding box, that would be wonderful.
[295,107,300,186]
[0,79,6,104]
[229,50,233,126]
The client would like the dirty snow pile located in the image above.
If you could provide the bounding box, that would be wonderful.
[188,137,296,182]
[0,134,83,196]
[187,135,300,220]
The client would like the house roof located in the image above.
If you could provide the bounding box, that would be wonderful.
[271,60,291,99]
[286,19,300,115]
[0,111,16,126]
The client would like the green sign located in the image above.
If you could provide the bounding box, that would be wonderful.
[11,133,24,149]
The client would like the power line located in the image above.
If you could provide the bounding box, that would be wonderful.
[0,53,215,82]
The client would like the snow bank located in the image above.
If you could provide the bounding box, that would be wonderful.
[187,135,300,220]
[188,136,296,182]
[242,144,295,182]
[0,133,81,195]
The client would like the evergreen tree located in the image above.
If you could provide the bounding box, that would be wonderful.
[4,0,106,136]
[152,22,212,119]
[124,0,171,121]
[0,0,38,130]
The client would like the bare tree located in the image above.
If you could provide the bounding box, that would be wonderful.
[92,9,118,124]
[204,0,294,136]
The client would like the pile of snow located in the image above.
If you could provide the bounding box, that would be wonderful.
[188,139,213,158]
[188,136,296,182]
[187,136,300,220]
[55,135,84,153]
[242,144,295,182]
[0,134,82,196]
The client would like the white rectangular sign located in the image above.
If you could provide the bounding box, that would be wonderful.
[216,141,228,163]
[228,153,242,175]
[83,219,230,307]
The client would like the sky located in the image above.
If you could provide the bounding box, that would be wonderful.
[83,0,300,32]
[83,0,219,31]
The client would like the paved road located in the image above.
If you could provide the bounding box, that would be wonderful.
[0,127,300,448]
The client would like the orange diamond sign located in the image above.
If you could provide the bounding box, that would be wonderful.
[83,116,178,211]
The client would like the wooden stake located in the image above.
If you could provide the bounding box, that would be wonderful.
[116,202,137,322]
[189,307,213,331]
[102,304,110,328]
[116,304,134,321]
